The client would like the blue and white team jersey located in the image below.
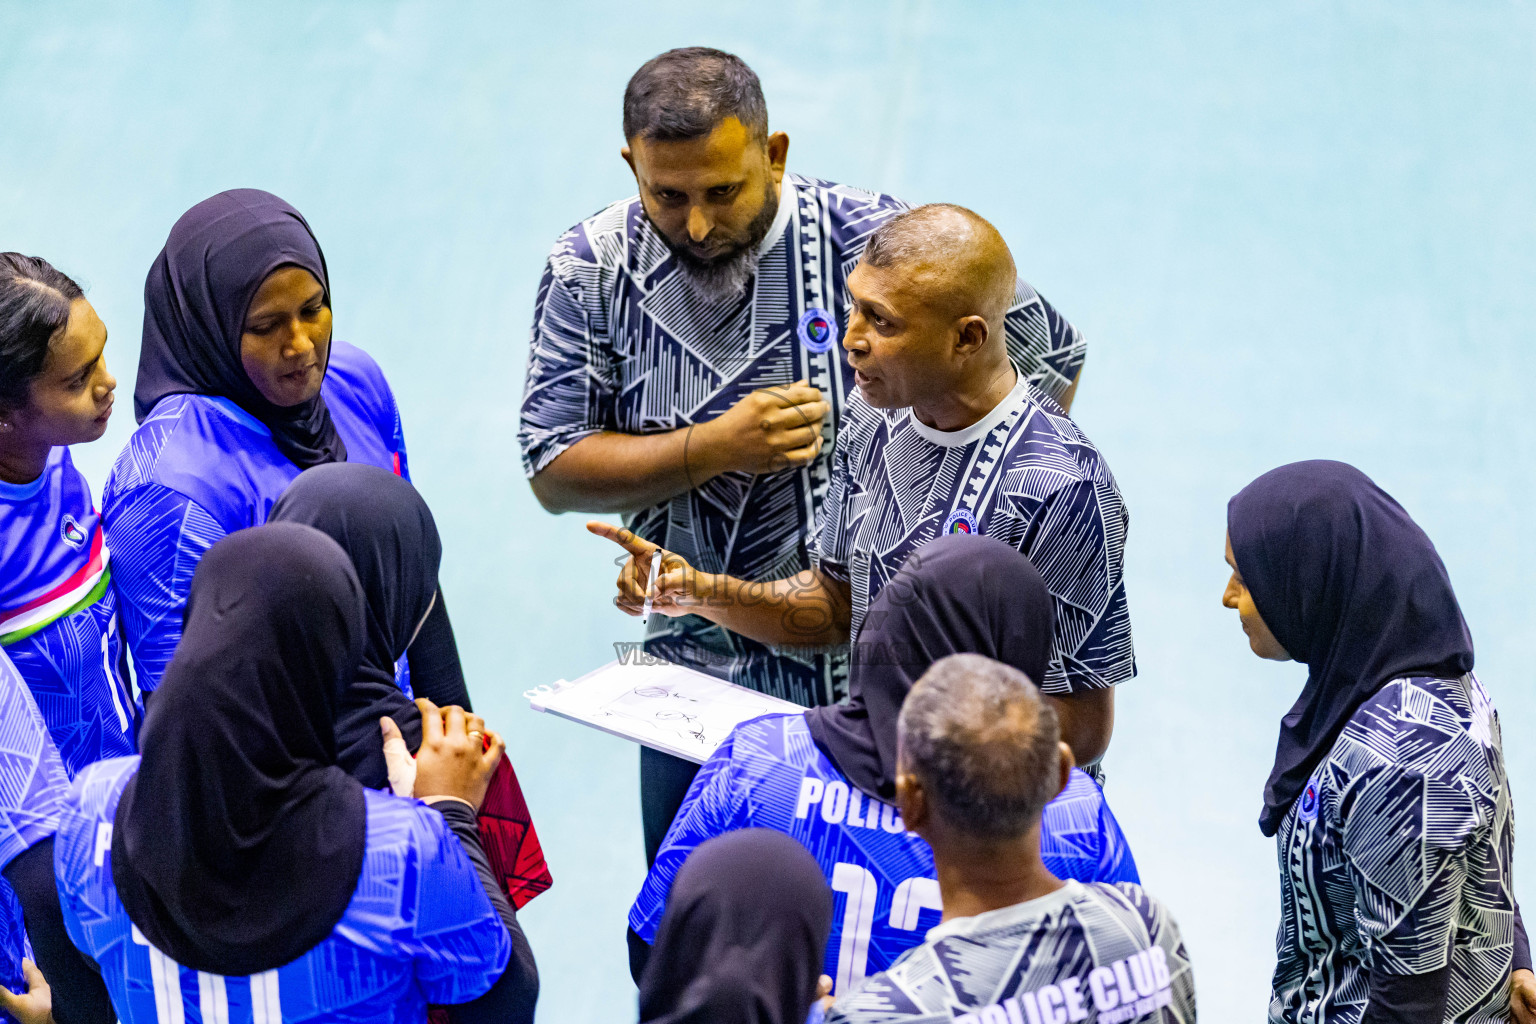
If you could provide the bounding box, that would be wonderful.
[630,713,1138,995]
[103,340,410,691]
[56,756,511,1024]
[817,376,1133,697]
[1271,673,1514,1024]
[0,446,137,773]
[0,648,71,1001]
[828,880,1195,1024]
[519,173,1087,706]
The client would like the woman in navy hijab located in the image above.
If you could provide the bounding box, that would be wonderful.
[1223,460,1519,1023]
[102,189,466,710]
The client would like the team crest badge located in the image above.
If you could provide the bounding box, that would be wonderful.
[942,508,978,535]
[1298,778,1321,822]
[60,514,87,549]
[797,308,834,353]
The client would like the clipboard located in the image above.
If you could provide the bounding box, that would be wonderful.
[526,659,804,763]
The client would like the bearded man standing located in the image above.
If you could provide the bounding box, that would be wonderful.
[519,47,1087,864]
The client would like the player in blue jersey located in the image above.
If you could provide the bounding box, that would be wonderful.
[828,654,1194,1023]
[0,648,113,1024]
[629,534,1138,997]
[103,190,466,708]
[523,48,1088,864]
[55,525,530,1024]
[0,254,137,775]
[1225,462,1520,1024]
[595,203,1127,778]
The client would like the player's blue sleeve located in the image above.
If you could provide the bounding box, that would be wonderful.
[0,653,68,875]
[408,803,513,1004]
[518,244,616,479]
[388,383,411,482]
[628,733,750,942]
[105,484,227,692]
[1022,477,1133,695]
[1094,790,1140,885]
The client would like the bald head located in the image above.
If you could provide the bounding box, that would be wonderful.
[897,653,1062,841]
[861,204,1016,325]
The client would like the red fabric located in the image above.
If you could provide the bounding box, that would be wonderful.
[427,756,548,1019]
[477,755,552,910]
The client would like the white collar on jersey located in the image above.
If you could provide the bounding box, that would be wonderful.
[756,173,798,256]
[906,373,1030,448]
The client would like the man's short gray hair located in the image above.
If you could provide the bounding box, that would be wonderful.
[897,653,1061,840]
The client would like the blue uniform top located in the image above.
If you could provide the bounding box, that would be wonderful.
[0,446,136,774]
[630,713,1138,996]
[0,648,71,998]
[56,756,511,1024]
[103,340,409,691]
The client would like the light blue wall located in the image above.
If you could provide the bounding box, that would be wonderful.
[4,3,1532,1020]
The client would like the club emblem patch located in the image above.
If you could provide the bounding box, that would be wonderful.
[943,508,978,535]
[61,514,87,549]
[797,308,834,353]
[1298,778,1321,822]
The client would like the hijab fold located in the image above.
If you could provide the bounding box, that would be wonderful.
[137,188,346,468]
[111,523,368,975]
[1227,460,1474,837]
[269,463,441,788]
[806,534,1055,803]
[638,829,833,1024]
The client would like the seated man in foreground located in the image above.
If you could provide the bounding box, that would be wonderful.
[829,654,1195,1024]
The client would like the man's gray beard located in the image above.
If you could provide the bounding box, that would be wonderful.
[676,246,761,304]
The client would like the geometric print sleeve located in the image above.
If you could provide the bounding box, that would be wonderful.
[105,483,228,692]
[813,433,855,584]
[1018,477,1133,694]
[1005,283,1087,407]
[0,651,69,873]
[407,803,514,1005]
[1340,758,1481,976]
[518,246,613,479]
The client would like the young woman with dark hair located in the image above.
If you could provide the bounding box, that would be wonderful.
[0,254,134,1024]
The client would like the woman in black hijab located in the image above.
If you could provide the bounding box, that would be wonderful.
[103,188,468,705]
[806,533,1054,803]
[639,829,833,1024]
[267,462,448,787]
[1224,460,1518,1023]
[52,524,526,1020]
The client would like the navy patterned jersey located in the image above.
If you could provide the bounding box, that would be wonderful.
[519,173,1086,705]
[630,713,1139,997]
[828,880,1195,1024]
[1270,673,1514,1024]
[817,376,1132,696]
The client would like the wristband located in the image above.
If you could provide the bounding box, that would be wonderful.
[421,795,475,810]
